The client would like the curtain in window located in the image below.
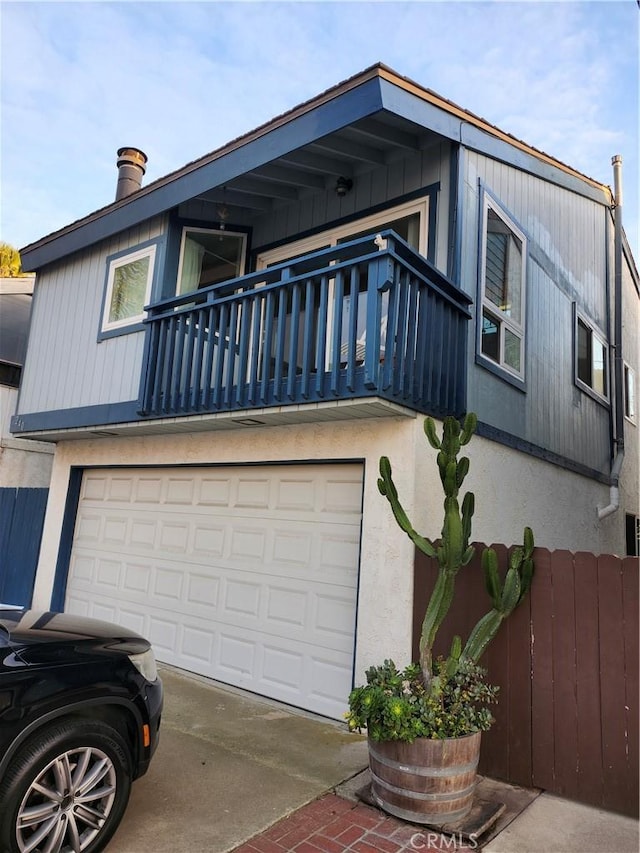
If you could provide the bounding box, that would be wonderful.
[180,237,205,293]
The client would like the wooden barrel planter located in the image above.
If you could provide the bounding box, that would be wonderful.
[368,732,481,825]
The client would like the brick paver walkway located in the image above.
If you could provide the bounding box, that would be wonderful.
[233,793,475,853]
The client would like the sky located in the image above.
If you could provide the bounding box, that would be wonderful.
[1,0,638,261]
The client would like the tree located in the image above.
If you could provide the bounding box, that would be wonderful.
[0,242,23,277]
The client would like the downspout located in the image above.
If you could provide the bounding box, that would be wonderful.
[598,155,624,520]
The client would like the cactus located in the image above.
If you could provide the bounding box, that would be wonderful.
[378,413,477,686]
[462,528,535,663]
[378,413,535,690]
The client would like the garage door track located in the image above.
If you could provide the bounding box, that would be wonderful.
[109,666,368,852]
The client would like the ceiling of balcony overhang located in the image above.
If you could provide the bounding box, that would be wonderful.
[190,112,444,220]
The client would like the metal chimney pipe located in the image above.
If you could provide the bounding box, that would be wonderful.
[115,147,148,201]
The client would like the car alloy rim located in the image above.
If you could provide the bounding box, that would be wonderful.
[15,747,117,853]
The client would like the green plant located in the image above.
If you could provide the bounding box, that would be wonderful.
[347,414,535,742]
[346,658,498,742]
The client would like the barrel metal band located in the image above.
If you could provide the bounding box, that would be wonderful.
[370,789,472,825]
[371,772,477,802]
[368,745,479,778]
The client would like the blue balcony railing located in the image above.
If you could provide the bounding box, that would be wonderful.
[138,231,471,420]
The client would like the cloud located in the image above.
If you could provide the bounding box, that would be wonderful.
[1,0,637,254]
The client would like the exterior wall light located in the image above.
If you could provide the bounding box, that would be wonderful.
[335,177,353,197]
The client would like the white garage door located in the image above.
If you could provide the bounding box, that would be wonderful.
[65,463,363,719]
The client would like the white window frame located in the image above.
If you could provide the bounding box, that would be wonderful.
[176,226,247,296]
[477,195,527,382]
[256,197,429,268]
[101,244,156,333]
[575,311,609,403]
[624,362,636,423]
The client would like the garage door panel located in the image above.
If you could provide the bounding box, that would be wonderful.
[68,551,357,651]
[66,464,362,719]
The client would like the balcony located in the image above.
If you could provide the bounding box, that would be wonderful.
[138,231,471,423]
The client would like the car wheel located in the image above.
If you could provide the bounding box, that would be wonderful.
[0,718,133,853]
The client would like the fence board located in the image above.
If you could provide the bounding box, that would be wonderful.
[482,545,510,782]
[598,555,629,813]
[550,550,579,800]
[505,588,532,787]
[573,552,604,808]
[622,557,639,813]
[530,548,556,791]
[0,488,48,606]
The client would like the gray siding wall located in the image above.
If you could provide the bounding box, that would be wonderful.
[462,151,612,475]
[18,216,167,415]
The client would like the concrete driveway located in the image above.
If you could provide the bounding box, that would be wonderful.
[109,666,368,852]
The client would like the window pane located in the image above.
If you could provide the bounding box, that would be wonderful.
[481,311,500,363]
[625,365,636,418]
[109,256,150,323]
[577,319,591,386]
[485,208,522,324]
[504,328,521,372]
[179,230,245,293]
[592,337,607,396]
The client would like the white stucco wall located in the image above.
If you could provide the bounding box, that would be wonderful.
[33,417,422,680]
[33,415,633,688]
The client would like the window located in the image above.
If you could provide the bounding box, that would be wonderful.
[257,198,429,368]
[624,363,636,421]
[176,228,246,294]
[101,244,156,333]
[575,314,608,400]
[478,197,527,380]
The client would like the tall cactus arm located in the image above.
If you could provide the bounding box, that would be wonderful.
[463,529,536,663]
[483,548,502,610]
[424,417,442,450]
[419,570,455,683]
[460,412,478,445]
[378,457,437,558]
[462,610,503,663]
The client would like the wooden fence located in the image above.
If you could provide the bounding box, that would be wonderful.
[0,487,48,606]
[413,547,639,817]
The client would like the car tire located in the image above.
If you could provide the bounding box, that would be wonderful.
[0,718,133,853]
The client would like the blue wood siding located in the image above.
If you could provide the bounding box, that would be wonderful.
[462,152,611,474]
[182,144,453,274]
[17,216,167,416]
[0,487,48,606]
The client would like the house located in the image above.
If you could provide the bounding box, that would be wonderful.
[0,274,53,604]
[13,64,639,720]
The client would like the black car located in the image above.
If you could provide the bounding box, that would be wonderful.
[0,608,163,853]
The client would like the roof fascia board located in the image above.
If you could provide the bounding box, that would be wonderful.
[378,71,611,207]
[22,77,385,271]
[460,123,609,206]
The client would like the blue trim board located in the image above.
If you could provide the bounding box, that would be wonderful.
[447,145,461,283]
[22,79,386,271]
[51,469,83,611]
[475,420,611,486]
[11,400,140,434]
[460,123,608,207]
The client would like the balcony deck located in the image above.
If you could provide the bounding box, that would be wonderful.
[138,231,471,423]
